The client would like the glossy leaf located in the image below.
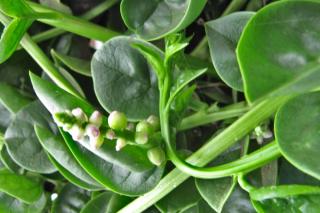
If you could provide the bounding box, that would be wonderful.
[52,183,90,213]
[0,0,35,18]
[120,0,207,40]
[30,72,156,172]
[0,104,11,133]
[92,36,159,120]
[0,168,43,203]
[181,199,215,213]
[222,186,255,213]
[0,18,33,64]
[61,131,165,196]
[51,49,91,77]
[0,83,31,113]
[237,1,320,102]
[0,192,47,213]
[250,185,320,213]
[206,12,254,91]
[0,146,21,173]
[275,92,320,180]
[156,178,201,213]
[106,194,132,213]
[81,192,113,213]
[35,125,103,190]
[4,101,57,174]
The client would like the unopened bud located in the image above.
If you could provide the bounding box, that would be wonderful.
[89,111,103,126]
[126,123,135,131]
[69,124,85,141]
[105,129,116,140]
[116,138,126,151]
[108,111,127,130]
[147,115,160,131]
[136,120,154,135]
[135,131,148,144]
[72,108,88,123]
[85,124,100,138]
[147,147,166,166]
[89,134,104,149]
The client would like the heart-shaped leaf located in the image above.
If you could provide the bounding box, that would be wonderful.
[0,168,43,203]
[120,0,207,40]
[92,36,159,120]
[4,101,57,174]
[275,92,320,180]
[206,12,254,91]
[237,1,320,102]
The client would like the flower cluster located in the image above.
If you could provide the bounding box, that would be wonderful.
[53,108,166,166]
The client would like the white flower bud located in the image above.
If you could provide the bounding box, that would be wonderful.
[85,124,100,138]
[135,131,148,144]
[89,111,103,126]
[69,124,85,141]
[116,138,126,151]
[89,134,104,150]
[105,129,116,140]
[126,123,135,131]
[72,108,88,123]
[62,123,72,131]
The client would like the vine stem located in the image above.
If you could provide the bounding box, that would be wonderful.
[119,96,290,212]
[27,1,120,41]
[31,0,119,43]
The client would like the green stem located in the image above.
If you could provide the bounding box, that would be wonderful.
[0,12,80,97]
[27,1,120,41]
[32,0,119,43]
[119,96,290,212]
[178,106,249,131]
[20,34,81,97]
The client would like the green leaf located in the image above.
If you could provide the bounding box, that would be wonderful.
[156,178,201,213]
[250,185,320,213]
[52,183,90,213]
[206,12,254,91]
[0,192,47,213]
[35,125,103,190]
[0,83,32,113]
[196,178,236,213]
[0,146,21,173]
[0,168,43,203]
[275,92,320,180]
[222,186,255,213]
[61,130,165,196]
[30,72,156,172]
[81,192,113,213]
[0,104,11,133]
[106,194,132,213]
[0,18,33,63]
[91,36,159,120]
[0,0,35,18]
[120,0,207,40]
[4,101,57,174]
[181,199,215,213]
[39,0,71,14]
[237,1,320,102]
[51,49,91,77]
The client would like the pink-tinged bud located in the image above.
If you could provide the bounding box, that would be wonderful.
[72,108,88,123]
[116,138,126,151]
[147,115,160,131]
[126,123,135,131]
[89,111,103,126]
[106,129,116,140]
[85,124,100,138]
[69,124,85,141]
[90,135,104,149]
